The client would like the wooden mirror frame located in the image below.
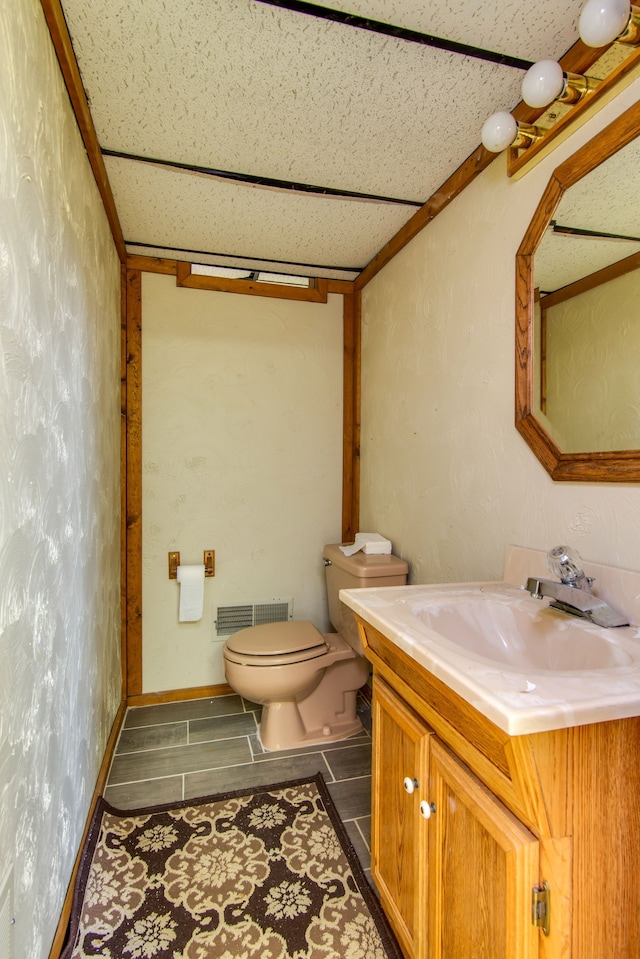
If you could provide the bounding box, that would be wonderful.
[515,97,640,482]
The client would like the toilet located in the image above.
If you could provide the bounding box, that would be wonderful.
[223,543,408,751]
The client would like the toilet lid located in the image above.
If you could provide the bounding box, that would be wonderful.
[225,621,326,657]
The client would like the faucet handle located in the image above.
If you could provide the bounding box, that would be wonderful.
[547,545,592,590]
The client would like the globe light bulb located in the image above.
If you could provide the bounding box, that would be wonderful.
[481,112,517,152]
[521,60,565,108]
[579,0,630,46]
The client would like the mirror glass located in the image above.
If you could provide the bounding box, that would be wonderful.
[515,97,640,481]
[533,135,640,453]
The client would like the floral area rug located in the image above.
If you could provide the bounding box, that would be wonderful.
[61,773,401,958]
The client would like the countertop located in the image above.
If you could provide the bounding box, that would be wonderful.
[340,578,640,735]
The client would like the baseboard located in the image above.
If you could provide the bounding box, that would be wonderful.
[128,680,368,708]
[48,698,127,959]
[126,682,234,707]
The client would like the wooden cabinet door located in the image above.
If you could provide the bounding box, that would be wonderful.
[427,738,540,959]
[372,677,432,959]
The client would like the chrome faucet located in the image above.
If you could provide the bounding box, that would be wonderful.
[527,546,629,628]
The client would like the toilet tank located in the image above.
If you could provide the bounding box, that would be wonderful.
[323,543,408,654]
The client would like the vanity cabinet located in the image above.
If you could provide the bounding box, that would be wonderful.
[359,615,640,959]
[372,677,539,959]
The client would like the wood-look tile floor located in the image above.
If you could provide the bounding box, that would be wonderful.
[104,693,373,878]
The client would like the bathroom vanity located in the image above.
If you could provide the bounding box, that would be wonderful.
[341,549,640,959]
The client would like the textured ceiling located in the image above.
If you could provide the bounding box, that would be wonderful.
[59,0,588,279]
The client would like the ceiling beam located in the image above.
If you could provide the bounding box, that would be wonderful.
[103,149,424,208]
[255,0,534,70]
[125,241,363,277]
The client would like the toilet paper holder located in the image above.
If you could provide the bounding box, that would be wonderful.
[168,550,215,579]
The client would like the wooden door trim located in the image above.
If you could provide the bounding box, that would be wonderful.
[125,269,143,696]
[342,291,360,541]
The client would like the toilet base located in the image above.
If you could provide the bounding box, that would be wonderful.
[258,651,368,752]
[259,700,363,752]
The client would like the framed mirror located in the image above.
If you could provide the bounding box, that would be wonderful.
[515,97,640,482]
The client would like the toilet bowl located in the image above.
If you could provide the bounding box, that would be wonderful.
[223,542,408,751]
[224,621,369,750]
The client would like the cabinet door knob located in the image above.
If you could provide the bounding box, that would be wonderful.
[403,777,419,794]
[420,800,436,819]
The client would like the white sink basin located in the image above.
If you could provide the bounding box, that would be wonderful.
[339,580,640,735]
[414,594,633,672]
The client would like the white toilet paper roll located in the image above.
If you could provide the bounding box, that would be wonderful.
[177,564,205,622]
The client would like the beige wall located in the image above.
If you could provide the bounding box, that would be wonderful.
[0,1,122,955]
[360,79,640,586]
[141,277,344,692]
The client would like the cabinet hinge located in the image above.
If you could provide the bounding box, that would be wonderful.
[531,881,550,936]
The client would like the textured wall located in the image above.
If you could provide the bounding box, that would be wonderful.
[0,2,122,956]
[141,276,343,692]
[360,78,640,586]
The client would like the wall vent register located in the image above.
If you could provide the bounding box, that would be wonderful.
[215,600,293,635]
[192,264,310,287]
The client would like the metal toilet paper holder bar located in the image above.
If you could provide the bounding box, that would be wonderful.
[168,550,215,579]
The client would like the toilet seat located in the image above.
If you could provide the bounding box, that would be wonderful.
[224,621,329,667]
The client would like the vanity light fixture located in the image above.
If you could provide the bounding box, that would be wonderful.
[481,0,640,156]
[480,112,542,153]
[579,0,640,47]
[521,59,599,108]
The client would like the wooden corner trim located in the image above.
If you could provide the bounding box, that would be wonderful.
[40,0,126,261]
[356,145,496,289]
[125,269,143,696]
